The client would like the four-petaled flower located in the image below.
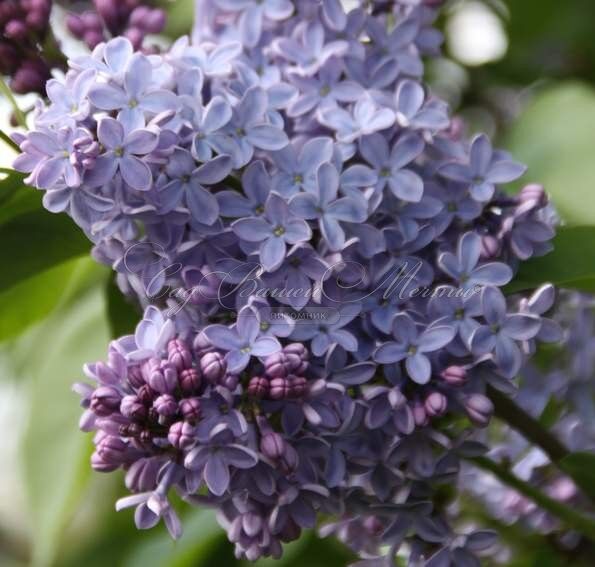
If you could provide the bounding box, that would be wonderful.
[232,193,312,271]
[374,313,456,384]
[439,133,527,201]
[204,304,281,372]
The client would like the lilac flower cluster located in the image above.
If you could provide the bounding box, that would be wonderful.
[0,0,52,94]
[462,291,595,556]
[14,0,559,564]
[66,0,167,51]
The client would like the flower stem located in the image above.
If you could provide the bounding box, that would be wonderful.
[0,76,27,129]
[470,455,595,542]
[0,129,20,153]
[487,385,570,463]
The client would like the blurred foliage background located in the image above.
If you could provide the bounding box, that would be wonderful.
[2,0,595,565]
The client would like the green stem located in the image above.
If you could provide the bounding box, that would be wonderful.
[470,456,595,542]
[487,385,570,463]
[0,129,19,153]
[0,76,27,129]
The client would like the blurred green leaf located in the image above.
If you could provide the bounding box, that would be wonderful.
[0,210,90,292]
[507,226,595,292]
[489,0,595,85]
[20,282,111,567]
[506,82,595,225]
[0,169,26,207]
[124,509,225,567]
[0,258,87,342]
[0,174,41,225]
[559,452,595,500]
[106,276,141,338]
[163,0,194,39]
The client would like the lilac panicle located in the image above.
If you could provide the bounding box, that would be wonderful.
[10,1,564,564]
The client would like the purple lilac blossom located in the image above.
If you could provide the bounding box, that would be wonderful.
[12,1,563,564]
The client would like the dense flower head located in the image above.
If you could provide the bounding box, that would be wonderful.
[16,0,561,564]
[66,0,167,51]
[0,0,53,94]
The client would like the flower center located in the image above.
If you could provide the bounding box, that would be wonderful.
[129,98,139,108]
[273,225,285,237]
[114,146,124,157]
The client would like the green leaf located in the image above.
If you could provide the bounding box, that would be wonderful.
[506,226,595,292]
[163,0,194,39]
[0,258,89,342]
[0,209,90,292]
[559,452,595,501]
[19,282,111,567]
[105,275,141,338]
[0,169,26,207]
[124,509,225,567]
[506,82,595,225]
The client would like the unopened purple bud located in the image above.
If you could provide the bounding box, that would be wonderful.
[412,400,428,427]
[269,377,288,400]
[144,358,178,393]
[179,398,201,422]
[153,394,177,417]
[0,44,19,74]
[264,344,309,378]
[248,376,269,398]
[66,14,85,37]
[128,366,146,388]
[90,386,121,416]
[91,451,118,472]
[424,392,447,417]
[168,420,196,449]
[120,394,147,420]
[97,435,128,465]
[200,351,227,383]
[94,0,122,33]
[167,338,193,371]
[11,59,49,94]
[519,184,546,207]
[125,27,144,50]
[129,5,150,27]
[464,394,494,427]
[260,431,285,460]
[548,477,577,502]
[80,11,104,31]
[145,9,166,34]
[480,235,500,259]
[5,20,28,40]
[440,365,467,386]
[83,30,105,49]
[179,367,202,394]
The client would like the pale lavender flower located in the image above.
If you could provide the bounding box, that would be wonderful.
[203,305,281,372]
[289,163,367,251]
[439,134,527,201]
[359,132,425,201]
[85,118,158,191]
[89,53,180,131]
[232,193,312,271]
[374,313,456,384]
[437,232,513,291]
[159,149,232,225]
[318,96,396,143]
[471,287,541,378]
